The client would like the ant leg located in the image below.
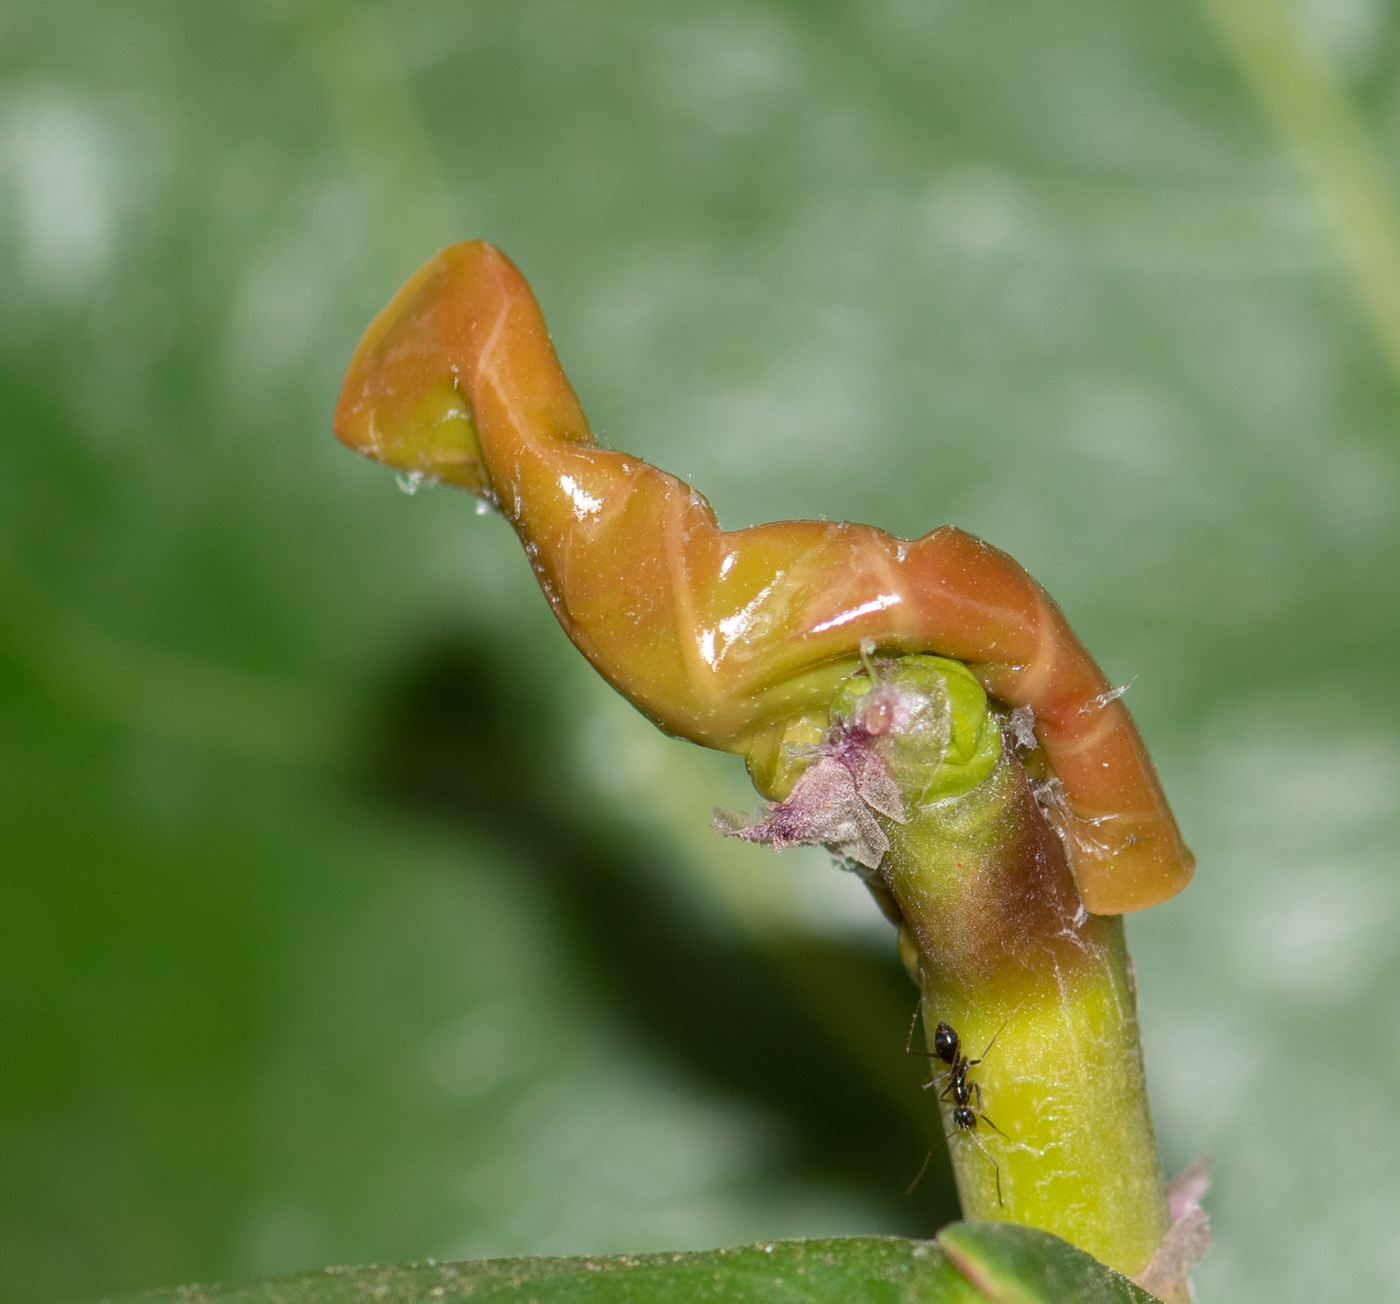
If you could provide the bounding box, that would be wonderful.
[968,1026,1004,1068]
[968,1003,1024,1067]
[905,1149,934,1196]
[904,996,932,1057]
[905,996,945,1087]
[906,997,956,1097]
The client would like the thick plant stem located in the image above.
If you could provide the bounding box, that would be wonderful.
[769,656,1172,1284]
[903,912,1165,1276]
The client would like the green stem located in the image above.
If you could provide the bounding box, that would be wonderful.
[815,657,1171,1281]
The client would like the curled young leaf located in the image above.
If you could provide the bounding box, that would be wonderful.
[333,241,1193,914]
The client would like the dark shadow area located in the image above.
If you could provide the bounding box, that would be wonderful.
[361,631,961,1234]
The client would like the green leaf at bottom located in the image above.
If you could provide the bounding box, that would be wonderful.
[936,1223,1161,1304]
[99,1238,981,1304]
[94,1228,1163,1304]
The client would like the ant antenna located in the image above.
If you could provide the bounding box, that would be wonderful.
[949,1128,1003,1208]
[904,1149,934,1196]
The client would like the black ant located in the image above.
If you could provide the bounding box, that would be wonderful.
[905,1001,1008,1206]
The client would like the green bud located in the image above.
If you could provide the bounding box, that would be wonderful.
[832,654,1002,804]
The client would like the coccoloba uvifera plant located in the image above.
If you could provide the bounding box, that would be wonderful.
[332,240,1207,1302]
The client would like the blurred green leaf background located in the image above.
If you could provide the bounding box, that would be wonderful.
[2,2,1399,1302]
